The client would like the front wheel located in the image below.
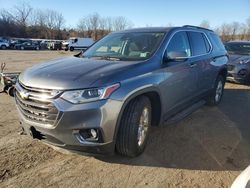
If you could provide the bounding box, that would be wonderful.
[206,75,225,106]
[116,96,151,157]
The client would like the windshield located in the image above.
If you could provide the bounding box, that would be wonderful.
[225,43,250,55]
[83,32,165,61]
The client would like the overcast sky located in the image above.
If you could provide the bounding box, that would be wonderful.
[0,0,249,28]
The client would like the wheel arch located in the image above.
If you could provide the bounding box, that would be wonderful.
[218,66,227,80]
[113,87,163,143]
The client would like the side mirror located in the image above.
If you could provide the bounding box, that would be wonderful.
[164,51,188,62]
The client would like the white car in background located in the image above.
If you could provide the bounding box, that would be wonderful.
[0,39,9,50]
[65,37,94,51]
[231,165,250,188]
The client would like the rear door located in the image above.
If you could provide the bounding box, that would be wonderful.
[161,31,198,114]
[187,31,214,93]
[25,42,32,50]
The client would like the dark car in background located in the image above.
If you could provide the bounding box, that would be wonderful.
[225,41,250,85]
[0,39,10,49]
[15,41,40,50]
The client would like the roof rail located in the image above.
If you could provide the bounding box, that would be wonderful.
[182,25,213,32]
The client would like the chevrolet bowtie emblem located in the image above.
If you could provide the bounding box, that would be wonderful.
[20,91,29,99]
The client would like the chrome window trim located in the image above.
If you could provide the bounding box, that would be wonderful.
[162,29,213,61]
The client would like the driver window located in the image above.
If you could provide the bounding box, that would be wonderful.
[166,31,191,57]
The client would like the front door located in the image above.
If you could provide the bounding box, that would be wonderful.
[161,31,198,114]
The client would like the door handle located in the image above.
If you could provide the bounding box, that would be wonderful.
[189,63,197,68]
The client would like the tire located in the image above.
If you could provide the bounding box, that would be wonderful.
[245,74,250,86]
[7,86,15,97]
[116,96,152,157]
[20,46,24,50]
[206,75,225,106]
[69,47,74,51]
[1,45,7,50]
[36,46,39,50]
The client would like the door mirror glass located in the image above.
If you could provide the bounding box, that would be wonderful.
[166,51,188,61]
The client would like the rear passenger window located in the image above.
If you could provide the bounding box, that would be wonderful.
[209,33,225,51]
[188,32,209,56]
[202,34,211,52]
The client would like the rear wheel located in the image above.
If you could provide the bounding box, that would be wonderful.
[1,45,7,50]
[206,75,225,106]
[245,74,250,85]
[116,96,151,157]
[70,46,74,51]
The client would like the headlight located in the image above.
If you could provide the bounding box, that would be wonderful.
[239,59,250,64]
[61,83,120,104]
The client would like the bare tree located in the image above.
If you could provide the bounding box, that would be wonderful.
[247,17,250,35]
[77,18,87,32]
[0,9,14,22]
[105,17,113,32]
[88,13,100,40]
[78,13,101,39]
[239,23,248,40]
[13,2,32,26]
[30,9,46,27]
[77,18,87,37]
[218,23,233,41]
[113,16,133,31]
[231,22,240,40]
[45,9,65,30]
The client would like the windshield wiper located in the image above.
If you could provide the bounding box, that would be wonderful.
[88,56,121,61]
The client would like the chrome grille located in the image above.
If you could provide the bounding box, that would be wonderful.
[15,81,60,126]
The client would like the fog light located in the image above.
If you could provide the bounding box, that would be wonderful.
[74,129,100,143]
[90,129,97,139]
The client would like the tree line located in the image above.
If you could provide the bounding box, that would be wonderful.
[0,2,250,41]
[199,19,250,41]
[0,2,133,40]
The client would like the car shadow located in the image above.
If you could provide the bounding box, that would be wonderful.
[96,86,250,171]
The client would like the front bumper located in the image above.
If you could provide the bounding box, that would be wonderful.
[17,98,123,155]
[227,64,250,83]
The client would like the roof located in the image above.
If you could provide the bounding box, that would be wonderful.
[114,27,176,33]
[113,25,213,34]
[225,41,250,44]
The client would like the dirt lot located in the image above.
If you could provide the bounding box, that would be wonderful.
[0,50,250,188]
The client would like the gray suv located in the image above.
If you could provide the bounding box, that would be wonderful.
[15,26,228,157]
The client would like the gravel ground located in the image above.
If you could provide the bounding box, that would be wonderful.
[0,50,250,188]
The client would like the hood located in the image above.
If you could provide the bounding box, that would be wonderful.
[228,54,250,65]
[19,56,139,90]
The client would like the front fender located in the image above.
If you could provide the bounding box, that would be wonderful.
[110,70,164,102]
[109,72,164,143]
